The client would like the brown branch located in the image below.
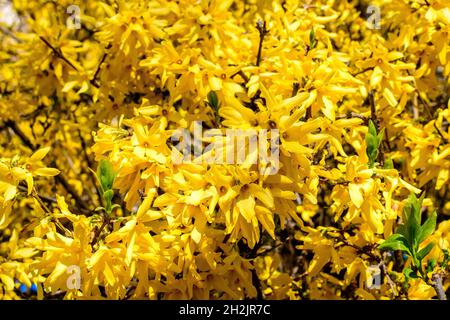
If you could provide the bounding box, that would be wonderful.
[369,90,377,126]
[417,94,449,144]
[39,36,78,71]
[90,215,110,247]
[380,258,398,297]
[251,268,263,300]
[17,184,89,215]
[255,20,268,67]
[431,272,447,300]
[368,91,385,166]
[4,120,89,212]
[5,120,34,149]
[73,114,103,205]
[352,67,374,77]
[52,164,89,212]
[232,70,250,83]
[336,112,367,121]
[0,25,22,43]
[255,242,284,257]
[90,53,107,88]
[18,184,56,205]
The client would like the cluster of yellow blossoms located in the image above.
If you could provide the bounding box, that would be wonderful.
[0,0,449,299]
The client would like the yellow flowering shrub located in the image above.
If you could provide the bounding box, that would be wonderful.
[0,0,449,300]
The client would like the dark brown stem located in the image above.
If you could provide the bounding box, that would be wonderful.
[18,184,56,205]
[369,90,377,126]
[90,215,110,247]
[39,36,78,71]
[90,53,107,88]
[236,70,250,83]
[256,20,268,66]
[251,268,263,300]
[18,184,89,215]
[352,67,374,77]
[292,82,300,97]
[417,93,449,144]
[336,112,367,121]
[73,114,103,205]
[52,165,89,211]
[5,120,89,212]
[368,91,385,166]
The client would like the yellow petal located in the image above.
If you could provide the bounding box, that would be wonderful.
[0,274,15,291]
[349,183,364,208]
[208,76,222,91]
[30,147,51,162]
[236,194,255,223]
[370,66,383,87]
[4,185,17,201]
[103,263,116,286]
[383,88,398,107]
[191,227,202,243]
[322,96,335,121]
[34,168,60,176]
[255,205,275,238]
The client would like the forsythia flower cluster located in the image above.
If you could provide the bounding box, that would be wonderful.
[0,0,449,300]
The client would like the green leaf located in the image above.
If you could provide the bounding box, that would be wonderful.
[365,121,384,168]
[417,242,434,261]
[368,120,377,136]
[365,134,377,150]
[104,189,114,203]
[97,159,116,192]
[417,211,436,245]
[402,194,422,251]
[427,258,437,273]
[403,267,417,288]
[396,224,408,239]
[103,189,114,214]
[379,234,411,254]
[376,128,384,146]
[365,135,378,167]
[111,204,121,211]
[207,91,219,111]
[403,267,417,279]
[411,193,425,224]
[441,249,449,268]
[309,28,316,49]
[384,158,394,169]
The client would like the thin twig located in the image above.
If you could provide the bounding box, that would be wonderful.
[0,25,22,43]
[368,91,385,166]
[369,90,377,126]
[5,120,89,211]
[90,215,110,247]
[73,114,103,205]
[336,112,367,121]
[251,268,263,300]
[18,185,56,205]
[352,67,374,77]
[234,70,250,83]
[256,20,268,66]
[255,243,284,257]
[90,53,107,88]
[417,94,449,144]
[39,36,78,71]
[379,259,398,297]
